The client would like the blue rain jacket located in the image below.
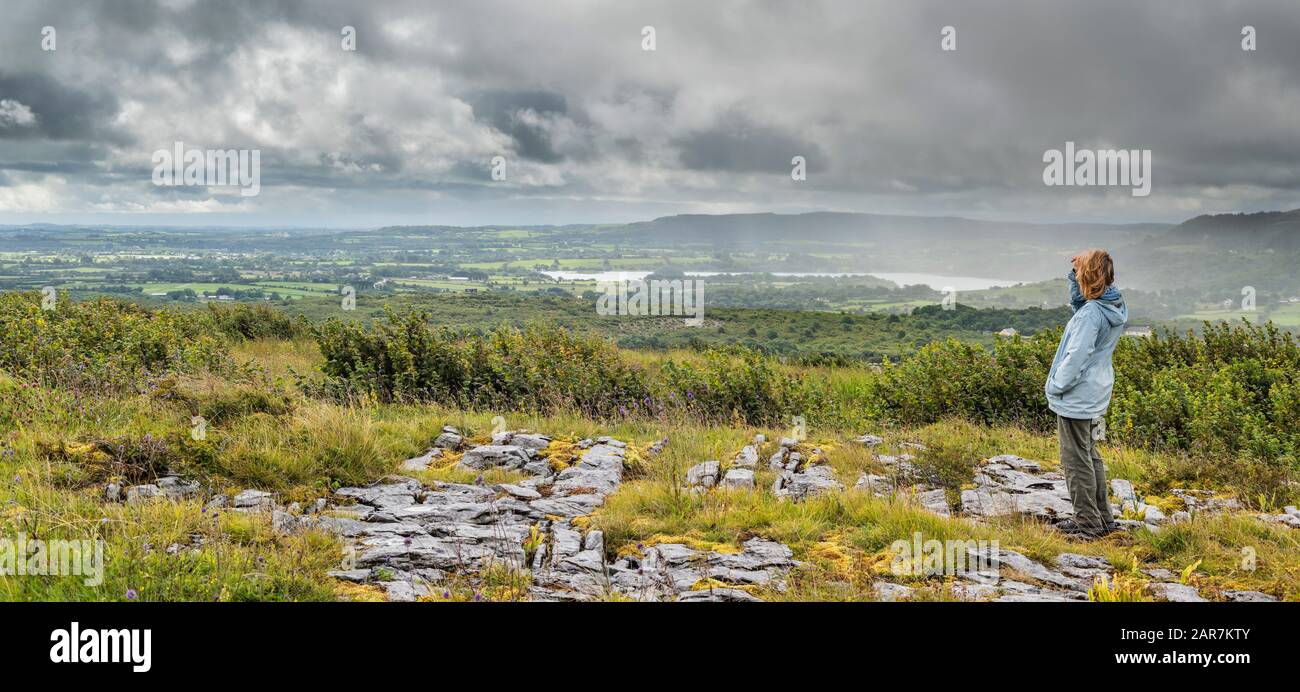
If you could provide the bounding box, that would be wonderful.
[1045,269,1128,419]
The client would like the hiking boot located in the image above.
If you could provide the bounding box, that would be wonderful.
[1057,520,1112,539]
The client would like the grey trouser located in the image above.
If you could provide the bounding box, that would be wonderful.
[1057,415,1114,529]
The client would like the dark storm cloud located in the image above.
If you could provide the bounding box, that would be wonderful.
[0,73,125,143]
[467,90,572,163]
[0,0,1298,225]
[674,112,822,173]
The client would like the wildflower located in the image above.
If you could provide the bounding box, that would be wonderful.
[442,591,451,599]
[126,588,138,600]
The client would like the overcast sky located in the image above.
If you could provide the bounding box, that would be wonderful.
[1,0,1298,228]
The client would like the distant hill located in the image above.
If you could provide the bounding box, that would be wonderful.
[1118,208,1300,291]
[1156,209,1300,253]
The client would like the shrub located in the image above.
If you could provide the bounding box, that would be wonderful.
[313,310,652,417]
[203,302,310,341]
[0,292,228,392]
[658,349,810,425]
[912,420,984,512]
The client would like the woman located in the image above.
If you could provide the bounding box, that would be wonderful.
[1045,249,1128,538]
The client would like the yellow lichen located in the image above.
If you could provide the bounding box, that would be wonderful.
[807,540,854,574]
[538,438,581,471]
[332,581,387,602]
[690,578,759,593]
[643,533,743,554]
[434,450,464,469]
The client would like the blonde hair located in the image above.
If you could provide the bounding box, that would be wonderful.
[1076,249,1114,301]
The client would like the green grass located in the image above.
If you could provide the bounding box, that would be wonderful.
[3,303,1298,601]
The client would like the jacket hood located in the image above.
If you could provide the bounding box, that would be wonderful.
[1092,285,1128,327]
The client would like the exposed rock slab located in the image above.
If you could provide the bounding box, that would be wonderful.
[773,464,844,501]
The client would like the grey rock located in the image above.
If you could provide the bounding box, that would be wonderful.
[530,494,605,518]
[271,510,302,535]
[327,435,629,601]
[1111,479,1138,507]
[105,483,121,502]
[459,444,533,471]
[497,483,542,500]
[686,460,721,489]
[1054,552,1112,580]
[1285,505,1299,517]
[986,454,1041,473]
[233,489,275,510]
[1170,511,1191,523]
[491,431,551,450]
[551,525,583,558]
[125,484,160,504]
[720,468,755,490]
[1258,512,1300,529]
[551,464,621,497]
[326,568,372,583]
[310,515,370,537]
[951,581,1000,601]
[677,588,762,602]
[778,437,799,449]
[733,446,760,469]
[335,478,419,509]
[400,448,443,472]
[1222,590,1278,603]
[1141,504,1167,523]
[1142,567,1176,580]
[971,547,1086,591]
[433,426,463,450]
[874,582,914,602]
[855,434,884,447]
[767,448,788,470]
[158,476,202,501]
[918,458,1076,524]
[752,433,766,445]
[380,580,429,602]
[1148,582,1207,602]
[853,473,892,495]
[773,464,844,501]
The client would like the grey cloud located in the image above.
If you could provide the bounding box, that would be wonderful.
[674,112,823,174]
[0,0,1298,226]
[468,90,573,163]
[0,73,125,143]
